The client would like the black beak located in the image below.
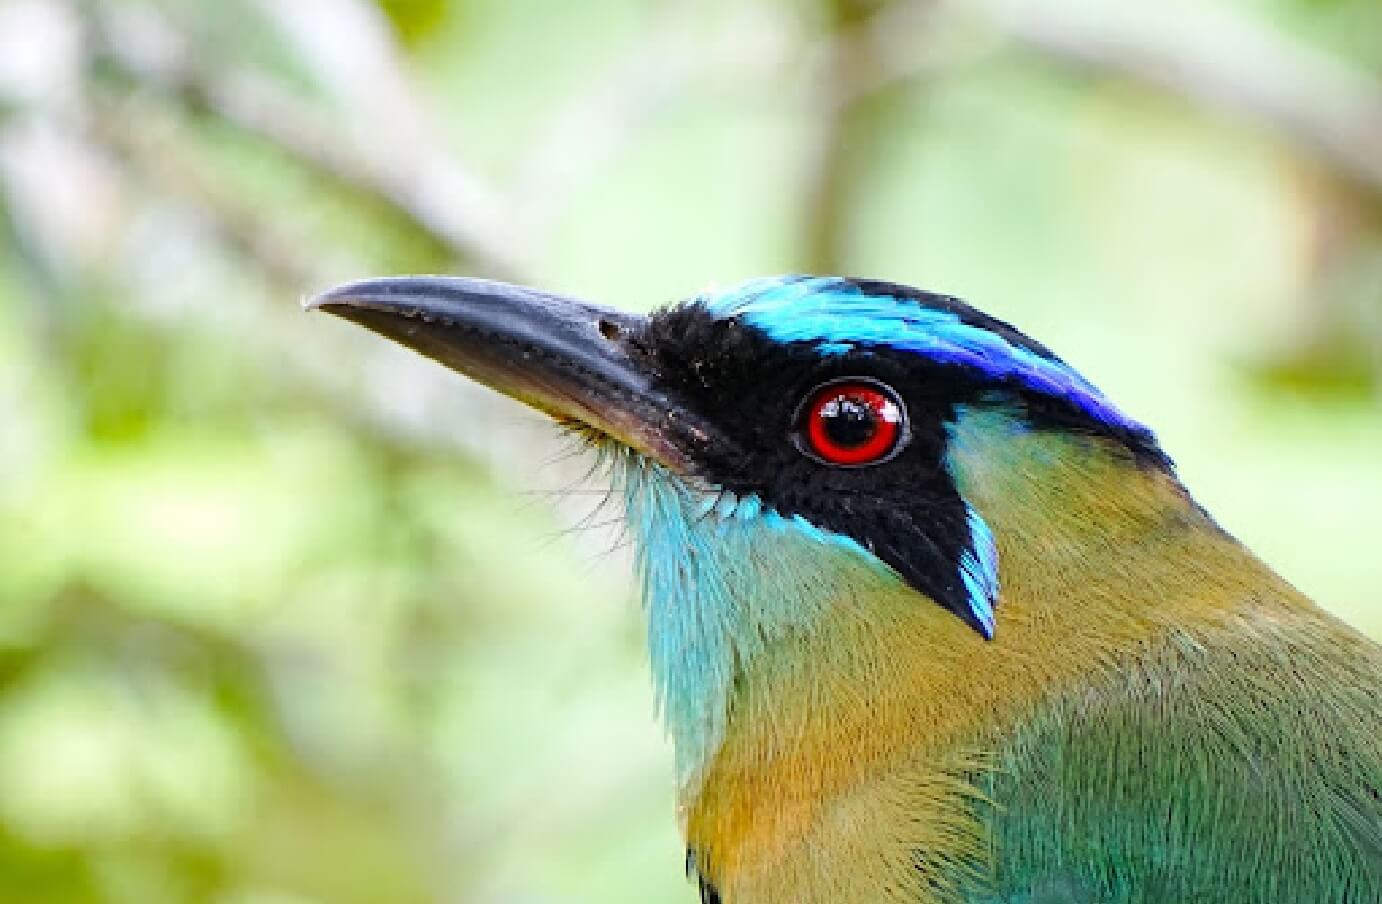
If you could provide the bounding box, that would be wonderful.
[307,276,716,472]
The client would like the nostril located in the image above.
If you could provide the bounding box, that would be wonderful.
[598,319,622,342]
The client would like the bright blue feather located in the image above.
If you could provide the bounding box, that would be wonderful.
[702,276,1144,437]
[959,505,1000,640]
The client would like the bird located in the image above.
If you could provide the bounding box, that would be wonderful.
[309,274,1382,904]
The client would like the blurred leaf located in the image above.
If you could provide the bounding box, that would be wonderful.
[0,826,100,904]
[1249,335,1378,401]
[62,303,173,443]
[374,0,451,47]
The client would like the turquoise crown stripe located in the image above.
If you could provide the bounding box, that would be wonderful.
[702,276,1144,437]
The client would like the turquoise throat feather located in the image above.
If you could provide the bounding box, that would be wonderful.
[602,443,901,782]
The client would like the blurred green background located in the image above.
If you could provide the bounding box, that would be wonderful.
[0,0,1378,901]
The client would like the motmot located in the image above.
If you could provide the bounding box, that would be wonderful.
[310,275,1382,903]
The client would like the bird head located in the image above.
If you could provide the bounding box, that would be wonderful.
[310,275,1189,772]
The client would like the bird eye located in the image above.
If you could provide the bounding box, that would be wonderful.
[796,379,907,467]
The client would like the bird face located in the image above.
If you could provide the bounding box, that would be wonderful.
[310,274,1176,768]
[312,274,1166,635]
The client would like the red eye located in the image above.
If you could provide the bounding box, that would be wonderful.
[798,380,907,466]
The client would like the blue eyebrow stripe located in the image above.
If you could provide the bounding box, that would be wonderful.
[703,276,1145,436]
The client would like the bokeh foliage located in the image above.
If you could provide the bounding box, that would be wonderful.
[0,0,1379,901]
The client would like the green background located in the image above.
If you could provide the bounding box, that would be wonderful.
[0,0,1378,901]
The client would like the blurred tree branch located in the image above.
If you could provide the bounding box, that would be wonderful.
[0,165,66,324]
[961,0,1382,385]
[802,0,1382,270]
[85,92,323,292]
[82,87,510,462]
[87,1,528,283]
[860,0,1382,200]
[512,1,731,244]
[252,0,527,279]
[803,0,905,274]
[0,2,520,476]
[993,0,1382,199]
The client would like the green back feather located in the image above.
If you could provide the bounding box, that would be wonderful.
[969,614,1382,902]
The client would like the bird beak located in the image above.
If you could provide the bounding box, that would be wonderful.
[307,276,716,473]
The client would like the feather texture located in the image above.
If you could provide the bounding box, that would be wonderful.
[616,409,1382,903]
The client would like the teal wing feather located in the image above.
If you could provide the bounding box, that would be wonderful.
[967,619,1382,904]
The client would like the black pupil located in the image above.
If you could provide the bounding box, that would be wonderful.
[821,396,878,448]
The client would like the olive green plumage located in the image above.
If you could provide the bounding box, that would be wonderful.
[949,414,1382,903]
[311,274,1382,904]
[975,616,1382,903]
[677,412,1382,903]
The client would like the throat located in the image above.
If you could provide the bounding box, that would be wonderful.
[611,452,900,782]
